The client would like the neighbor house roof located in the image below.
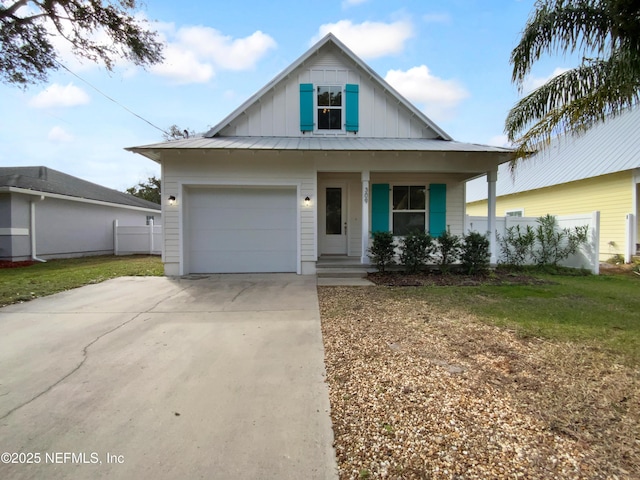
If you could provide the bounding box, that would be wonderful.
[0,166,161,210]
[466,107,640,202]
[204,33,451,141]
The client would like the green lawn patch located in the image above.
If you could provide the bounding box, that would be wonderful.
[391,272,640,365]
[0,255,163,307]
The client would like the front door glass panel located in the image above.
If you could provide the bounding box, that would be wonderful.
[326,187,342,235]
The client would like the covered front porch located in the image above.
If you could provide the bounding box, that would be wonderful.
[315,170,500,266]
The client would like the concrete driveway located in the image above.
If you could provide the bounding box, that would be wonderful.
[0,274,338,480]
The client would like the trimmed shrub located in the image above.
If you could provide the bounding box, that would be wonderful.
[368,231,395,272]
[399,231,434,273]
[435,230,461,273]
[461,231,490,275]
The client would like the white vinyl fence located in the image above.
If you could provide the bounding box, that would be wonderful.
[465,212,600,274]
[113,219,162,256]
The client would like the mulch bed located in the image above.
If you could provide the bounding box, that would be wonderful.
[0,260,35,269]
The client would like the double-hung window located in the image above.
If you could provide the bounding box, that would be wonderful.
[392,186,426,235]
[317,86,342,130]
[300,83,358,132]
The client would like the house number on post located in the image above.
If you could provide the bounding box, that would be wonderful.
[363,186,368,204]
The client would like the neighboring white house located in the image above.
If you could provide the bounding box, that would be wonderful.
[0,166,161,261]
[128,33,512,276]
[466,107,640,262]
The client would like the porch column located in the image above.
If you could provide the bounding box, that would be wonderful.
[361,170,370,264]
[487,169,498,264]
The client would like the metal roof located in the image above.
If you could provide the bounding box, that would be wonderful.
[466,107,640,202]
[128,136,512,162]
[0,166,161,210]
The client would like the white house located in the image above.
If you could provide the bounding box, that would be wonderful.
[0,166,161,262]
[128,33,512,276]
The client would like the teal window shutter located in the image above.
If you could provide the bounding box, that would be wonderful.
[429,184,447,237]
[345,84,359,132]
[371,183,390,233]
[300,83,314,132]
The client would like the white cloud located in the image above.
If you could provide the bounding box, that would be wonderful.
[176,28,277,71]
[522,67,570,93]
[312,20,414,59]
[384,65,469,121]
[47,126,74,143]
[150,25,276,83]
[149,44,214,84]
[29,83,90,108]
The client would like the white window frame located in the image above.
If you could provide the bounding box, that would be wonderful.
[505,208,524,217]
[391,185,427,236]
[316,85,344,132]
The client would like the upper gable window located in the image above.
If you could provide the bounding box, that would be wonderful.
[300,83,358,133]
[317,86,342,130]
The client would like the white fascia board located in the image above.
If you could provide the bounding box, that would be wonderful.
[0,187,161,213]
[125,147,161,163]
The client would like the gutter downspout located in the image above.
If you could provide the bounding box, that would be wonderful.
[30,196,47,263]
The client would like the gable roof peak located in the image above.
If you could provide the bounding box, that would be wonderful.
[204,32,451,140]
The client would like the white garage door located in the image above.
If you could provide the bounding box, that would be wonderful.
[186,187,297,273]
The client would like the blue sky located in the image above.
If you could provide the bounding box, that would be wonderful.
[0,0,571,191]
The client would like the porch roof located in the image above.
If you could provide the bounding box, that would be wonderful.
[127,136,513,162]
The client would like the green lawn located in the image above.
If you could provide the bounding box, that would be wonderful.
[392,272,640,365]
[0,255,163,307]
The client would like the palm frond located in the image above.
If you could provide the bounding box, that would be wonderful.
[507,0,640,169]
[506,49,640,163]
[511,0,612,87]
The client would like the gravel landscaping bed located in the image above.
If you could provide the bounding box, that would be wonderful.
[318,286,639,479]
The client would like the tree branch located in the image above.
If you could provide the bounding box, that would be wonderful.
[0,0,30,19]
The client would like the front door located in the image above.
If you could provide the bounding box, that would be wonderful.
[320,185,348,255]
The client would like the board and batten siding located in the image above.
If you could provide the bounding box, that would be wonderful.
[218,47,438,139]
[466,170,633,261]
[161,153,315,275]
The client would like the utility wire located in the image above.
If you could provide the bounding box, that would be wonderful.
[54,60,168,136]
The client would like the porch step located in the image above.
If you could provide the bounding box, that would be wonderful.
[316,267,372,278]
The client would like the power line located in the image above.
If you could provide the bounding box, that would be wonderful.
[54,60,168,136]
